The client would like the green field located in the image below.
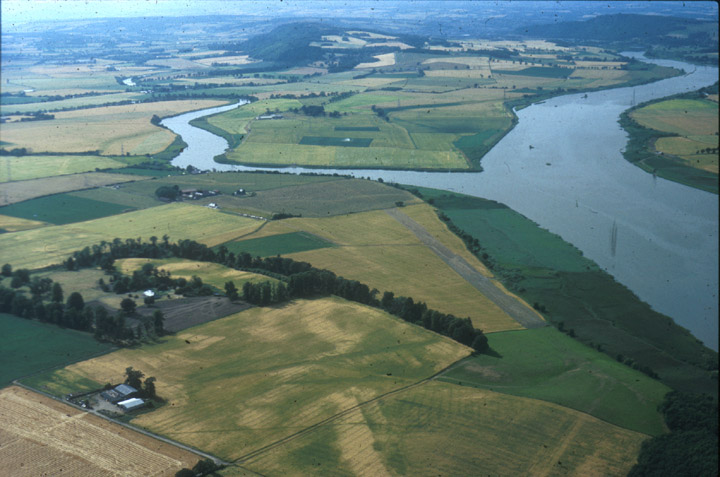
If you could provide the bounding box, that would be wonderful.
[334,126,380,131]
[0,155,127,182]
[417,188,718,395]
[0,193,134,225]
[220,231,335,257]
[439,327,669,436]
[31,297,470,460]
[299,136,374,147]
[0,313,112,388]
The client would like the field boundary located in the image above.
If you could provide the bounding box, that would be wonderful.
[385,207,546,329]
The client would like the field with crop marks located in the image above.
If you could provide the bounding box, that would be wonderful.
[0,100,228,155]
[32,297,470,460]
[0,386,198,476]
[0,313,113,387]
[0,155,127,182]
[0,92,145,115]
[439,327,670,436]
[0,203,262,270]
[0,172,147,206]
[116,258,279,290]
[239,206,520,333]
[245,381,648,476]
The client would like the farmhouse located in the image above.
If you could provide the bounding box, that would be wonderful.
[100,384,138,404]
[117,397,145,411]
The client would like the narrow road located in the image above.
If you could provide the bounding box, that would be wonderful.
[385,208,546,329]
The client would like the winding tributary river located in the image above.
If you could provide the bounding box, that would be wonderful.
[163,55,719,350]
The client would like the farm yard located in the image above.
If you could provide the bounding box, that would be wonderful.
[0,386,198,476]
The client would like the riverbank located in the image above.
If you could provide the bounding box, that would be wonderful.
[408,186,717,395]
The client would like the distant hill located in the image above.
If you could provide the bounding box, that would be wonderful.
[519,13,716,46]
[238,22,339,66]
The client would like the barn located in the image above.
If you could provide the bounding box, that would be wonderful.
[117,397,145,411]
[100,384,138,404]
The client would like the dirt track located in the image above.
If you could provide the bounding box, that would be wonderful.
[386,208,546,329]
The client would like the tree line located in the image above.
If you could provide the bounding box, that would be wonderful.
[36,235,488,353]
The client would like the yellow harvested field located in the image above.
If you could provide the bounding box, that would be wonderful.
[367,41,413,50]
[251,207,520,332]
[0,386,198,477]
[0,172,146,206]
[322,35,367,46]
[0,100,228,155]
[117,258,279,289]
[0,203,262,270]
[48,298,470,460]
[707,94,719,102]
[423,56,490,67]
[246,381,647,476]
[571,69,626,81]
[575,61,627,68]
[195,55,257,66]
[0,214,47,232]
[0,155,126,182]
[355,53,396,69]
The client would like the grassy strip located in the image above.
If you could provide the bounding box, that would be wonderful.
[404,186,718,395]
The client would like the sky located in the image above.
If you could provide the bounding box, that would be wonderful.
[2,0,717,27]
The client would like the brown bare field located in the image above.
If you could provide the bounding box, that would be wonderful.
[245,381,647,476]
[243,207,520,333]
[135,296,253,332]
[0,214,47,232]
[0,172,147,206]
[0,386,198,477]
[0,100,228,155]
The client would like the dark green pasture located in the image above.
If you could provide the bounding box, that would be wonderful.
[220,231,335,257]
[0,194,133,225]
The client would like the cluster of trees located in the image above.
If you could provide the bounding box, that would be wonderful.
[371,105,389,121]
[155,185,181,201]
[19,112,55,122]
[629,391,717,476]
[56,236,488,353]
[124,367,158,399]
[175,459,223,477]
[1,262,165,344]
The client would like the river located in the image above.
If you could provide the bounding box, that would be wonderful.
[163,56,719,350]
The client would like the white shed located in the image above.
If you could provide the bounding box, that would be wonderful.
[118,398,145,411]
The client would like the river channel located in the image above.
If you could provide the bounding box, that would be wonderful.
[163,55,719,350]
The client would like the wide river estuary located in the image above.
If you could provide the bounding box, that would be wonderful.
[163,55,718,350]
